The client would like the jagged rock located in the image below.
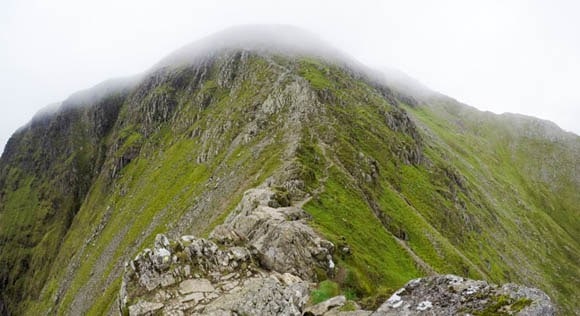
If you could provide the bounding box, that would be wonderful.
[179,279,215,294]
[160,274,177,287]
[155,234,170,249]
[128,301,164,316]
[373,274,555,316]
[498,283,558,316]
[210,188,335,281]
[120,229,556,316]
[200,277,309,315]
[325,311,372,316]
[278,272,303,285]
[120,229,313,316]
[180,292,204,304]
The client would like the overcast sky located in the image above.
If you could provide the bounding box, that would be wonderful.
[1,0,579,154]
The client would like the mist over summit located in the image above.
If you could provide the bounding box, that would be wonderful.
[153,25,352,69]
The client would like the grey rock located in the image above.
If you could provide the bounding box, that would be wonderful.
[221,281,238,291]
[128,301,164,316]
[373,274,555,316]
[160,273,176,287]
[278,272,303,285]
[180,292,204,304]
[210,188,335,281]
[303,295,346,315]
[120,185,554,316]
[325,311,372,316]
[154,234,170,249]
[202,277,309,316]
[180,235,196,243]
[179,278,215,294]
[499,283,557,316]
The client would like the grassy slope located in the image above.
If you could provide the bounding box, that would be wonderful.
[405,101,579,309]
[296,59,482,304]
[296,60,579,313]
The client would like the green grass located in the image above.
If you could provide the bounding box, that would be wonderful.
[463,295,533,316]
[404,101,580,314]
[304,167,422,297]
[310,280,341,304]
[296,60,578,313]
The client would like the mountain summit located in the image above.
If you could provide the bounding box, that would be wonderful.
[0,26,577,315]
[153,25,354,70]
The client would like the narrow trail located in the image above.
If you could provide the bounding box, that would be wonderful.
[289,137,486,279]
[294,140,439,277]
[294,142,334,209]
[387,182,489,279]
[394,238,437,276]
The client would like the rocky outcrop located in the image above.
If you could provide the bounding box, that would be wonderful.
[120,232,312,315]
[120,187,336,315]
[211,188,335,281]
[201,276,309,315]
[373,275,555,316]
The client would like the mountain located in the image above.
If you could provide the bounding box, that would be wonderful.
[0,25,578,315]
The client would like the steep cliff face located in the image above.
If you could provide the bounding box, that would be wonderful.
[0,81,132,312]
[0,27,578,315]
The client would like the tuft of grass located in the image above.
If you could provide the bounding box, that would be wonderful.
[310,280,340,304]
[339,301,358,311]
[511,298,532,312]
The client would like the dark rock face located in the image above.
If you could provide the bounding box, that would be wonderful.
[0,299,7,316]
[0,82,132,312]
[377,107,423,165]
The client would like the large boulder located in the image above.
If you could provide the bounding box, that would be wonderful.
[373,274,556,316]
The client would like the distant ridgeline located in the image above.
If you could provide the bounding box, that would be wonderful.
[0,25,577,315]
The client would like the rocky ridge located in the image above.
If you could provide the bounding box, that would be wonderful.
[120,187,335,315]
[120,189,555,316]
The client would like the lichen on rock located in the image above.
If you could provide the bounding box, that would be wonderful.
[374,274,555,316]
